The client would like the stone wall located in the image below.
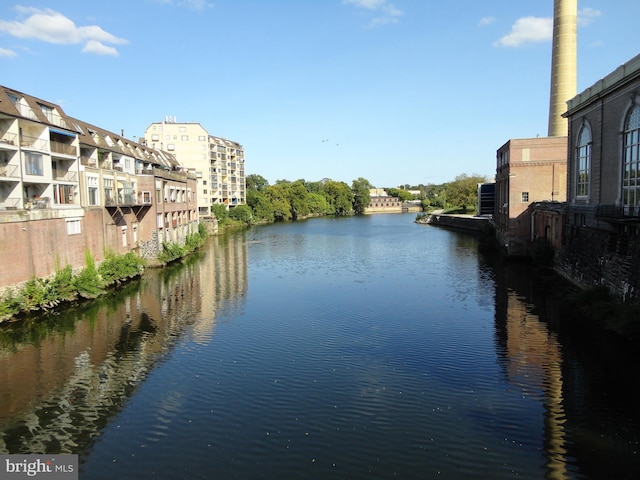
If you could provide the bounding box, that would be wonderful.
[557,228,640,304]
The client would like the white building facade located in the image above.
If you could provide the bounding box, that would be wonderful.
[144,120,246,217]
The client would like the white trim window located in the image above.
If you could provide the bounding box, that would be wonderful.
[576,124,592,198]
[66,218,81,235]
[623,105,640,209]
[87,176,99,206]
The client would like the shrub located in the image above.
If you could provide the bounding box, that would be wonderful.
[229,204,253,225]
[73,251,105,299]
[99,251,145,287]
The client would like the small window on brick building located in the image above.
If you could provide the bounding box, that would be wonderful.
[521,192,529,202]
[66,219,81,235]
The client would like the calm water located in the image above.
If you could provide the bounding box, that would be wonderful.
[1,214,639,479]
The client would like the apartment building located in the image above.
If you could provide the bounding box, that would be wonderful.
[494,137,568,256]
[558,53,640,303]
[143,120,246,217]
[0,86,198,289]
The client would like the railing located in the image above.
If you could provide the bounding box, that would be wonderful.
[52,169,78,182]
[0,132,18,146]
[24,197,50,209]
[117,194,137,206]
[45,112,71,129]
[0,164,20,178]
[0,197,21,210]
[596,204,640,219]
[20,135,48,151]
[50,140,76,156]
[80,156,97,167]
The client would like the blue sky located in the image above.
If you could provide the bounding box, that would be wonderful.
[0,1,638,187]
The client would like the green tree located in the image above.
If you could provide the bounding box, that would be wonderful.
[445,173,488,212]
[265,183,292,221]
[229,204,253,224]
[352,177,373,215]
[246,174,269,192]
[247,190,275,223]
[385,187,414,202]
[288,181,310,220]
[307,192,331,215]
[323,180,353,216]
[211,204,229,225]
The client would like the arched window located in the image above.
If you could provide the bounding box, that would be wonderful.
[623,105,640,209]
[576,124,591,197]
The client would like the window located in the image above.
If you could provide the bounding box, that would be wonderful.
[198,135,206,141]
[54,184,74,204]
[577,124,592,197]
[157,213,163,229]
[521,192,529,202]
[167,144,175,151]
[25,152,43,176]
[181,135,189,141]
[623,105,640,209]
[142,191,152,204]
[104,178,114,205]
[87,176,99,205]
[66,219,81,235]
[121,226,127,247]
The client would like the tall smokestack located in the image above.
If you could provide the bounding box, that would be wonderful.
[548,0,577,137]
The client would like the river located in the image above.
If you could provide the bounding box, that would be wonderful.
[0,213,639,479]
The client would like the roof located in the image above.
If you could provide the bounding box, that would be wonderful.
[565,53,640,115]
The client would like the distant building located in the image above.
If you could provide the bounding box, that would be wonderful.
[366,188,402,213]
[143,120,245,217]
[494,137,568,256]
[477,182,495,216]
[558,53,640,303]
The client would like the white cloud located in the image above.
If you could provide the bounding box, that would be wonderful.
[154,0,215,10]
[343,0,386,9]
[478,17,496,27]
[578,7,601,27]
[0,47,17,57]
[343,0,403,27]
[82,40,119,57]
[0,7,127,55]
[494,16,552,47]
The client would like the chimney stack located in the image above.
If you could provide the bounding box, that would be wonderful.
[548,0,577,137]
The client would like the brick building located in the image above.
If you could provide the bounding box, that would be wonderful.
[558,54,640,303]
[494,137,568,256]
[0,86,198,290]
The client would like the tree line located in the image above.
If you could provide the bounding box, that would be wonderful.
[214,173,489,227]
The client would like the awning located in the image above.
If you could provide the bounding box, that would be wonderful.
[50,128,76,137]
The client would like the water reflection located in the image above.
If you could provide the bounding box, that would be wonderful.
[1,218,639,479]
[0,234,248,454]
[493,263,568,478]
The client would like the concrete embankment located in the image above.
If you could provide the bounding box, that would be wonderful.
[416,213,492,234]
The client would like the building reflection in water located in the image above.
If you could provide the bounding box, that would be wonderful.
[0,232,248,454]
[493,261,568,479]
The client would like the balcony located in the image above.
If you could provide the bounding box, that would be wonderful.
[0,197,21,210]
[24,196,50,209]
[50,140,76,156]
[53,169,78,182]
[20,135,48,151]
[0,132,18,148]
[0,164,20,179]
[80,156,97,167]
[596,204,640,221]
